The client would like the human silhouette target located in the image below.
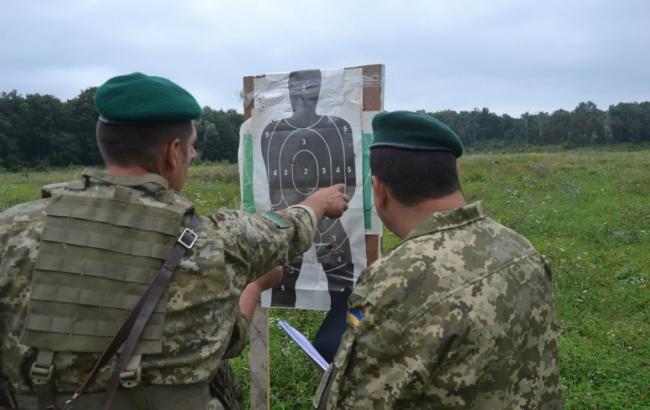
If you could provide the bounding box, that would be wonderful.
[260,69,356,307]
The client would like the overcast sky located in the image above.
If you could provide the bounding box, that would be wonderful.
[1,0,648,116]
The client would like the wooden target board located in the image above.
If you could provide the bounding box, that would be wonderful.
[240,64,384,409]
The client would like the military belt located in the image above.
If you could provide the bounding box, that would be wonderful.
[15,383,211,410]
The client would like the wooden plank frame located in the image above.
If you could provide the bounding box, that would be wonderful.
[242,64,384,410]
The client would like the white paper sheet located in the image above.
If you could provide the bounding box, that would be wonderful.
[239,67,370,310]
[278,320,330,371]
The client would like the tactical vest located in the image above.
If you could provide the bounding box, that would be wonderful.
[19,169,197,408]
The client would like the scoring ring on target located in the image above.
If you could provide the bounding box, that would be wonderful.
[291,149,320,195]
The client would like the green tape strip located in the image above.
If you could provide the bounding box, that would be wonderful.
[242,132,256,213]
[362,132,373,229]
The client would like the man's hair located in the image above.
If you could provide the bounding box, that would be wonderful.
[96,120,193,171]
[370,147,460,206]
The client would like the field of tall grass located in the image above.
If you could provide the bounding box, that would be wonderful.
[1,149,648,409]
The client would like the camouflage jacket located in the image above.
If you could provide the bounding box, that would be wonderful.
[316,202,562,409]
[0,171,316,396]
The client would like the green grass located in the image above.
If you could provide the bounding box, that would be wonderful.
[1,149,648,409]
[460,150,650,409]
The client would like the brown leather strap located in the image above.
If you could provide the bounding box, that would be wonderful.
[66,214,200,410]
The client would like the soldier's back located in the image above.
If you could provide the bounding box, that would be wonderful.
[0,173,237,408]
[337,203,562,409]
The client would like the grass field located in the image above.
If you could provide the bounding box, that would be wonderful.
[1,149,648,409]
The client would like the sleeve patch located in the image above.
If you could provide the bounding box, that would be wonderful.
[346,308,364,328]
[262,211,289,229]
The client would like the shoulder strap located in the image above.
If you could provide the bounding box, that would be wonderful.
[81,168,177,204]
[30,350,55,410]
[64,214,200,410]
[81,168,170,190]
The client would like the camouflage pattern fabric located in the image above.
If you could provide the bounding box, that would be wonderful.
[0,171,315,404]
[316,202,562,409]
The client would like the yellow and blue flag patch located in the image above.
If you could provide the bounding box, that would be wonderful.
[346,308,364,328]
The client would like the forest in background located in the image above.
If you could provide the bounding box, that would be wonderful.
[1,87,649,170]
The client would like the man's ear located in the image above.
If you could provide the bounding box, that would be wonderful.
[455,160,461,178]
[164,137,182,171]
[372,176,388,210]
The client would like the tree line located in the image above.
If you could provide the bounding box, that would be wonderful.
[0,87,244,170]
[1,87,649,170]
[428,101,650,150]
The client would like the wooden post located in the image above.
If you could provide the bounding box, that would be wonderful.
[249,304,269,409]
[243,75,270,410]
[361,64,385,265]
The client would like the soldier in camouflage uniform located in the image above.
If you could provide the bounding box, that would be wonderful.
[0,73,350,410]
[315,111,562,409]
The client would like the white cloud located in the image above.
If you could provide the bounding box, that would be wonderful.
[1,0,648,115]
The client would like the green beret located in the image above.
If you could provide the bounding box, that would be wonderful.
[371,111,464,157]
[95,72,201,123]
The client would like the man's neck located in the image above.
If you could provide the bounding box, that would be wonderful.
[105,164,150,176]
[288,110,320,128]
[392,191,466,239]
